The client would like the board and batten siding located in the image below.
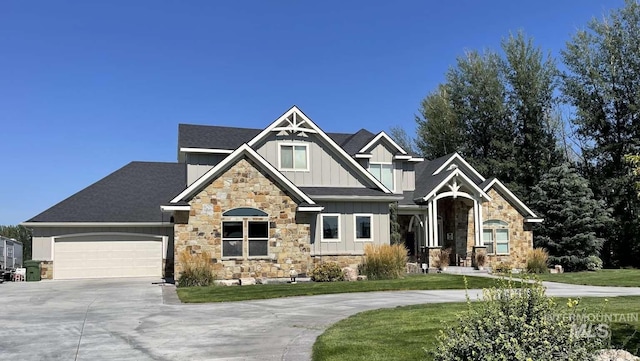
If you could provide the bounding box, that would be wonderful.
[254,134,369,187]
[31,226,174,261]
[370,143,394,163]
[310,202,390,256]
[402,162,415,191]
[185,154,227,186]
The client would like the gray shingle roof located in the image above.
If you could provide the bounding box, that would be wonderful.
[338,129,376,155]
[178,124,262,150]
[178,124,376,155]
[27,162,186,223]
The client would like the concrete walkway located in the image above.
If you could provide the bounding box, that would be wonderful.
[1,278,640,361]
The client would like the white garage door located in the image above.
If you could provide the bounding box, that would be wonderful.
[54,239,162,279]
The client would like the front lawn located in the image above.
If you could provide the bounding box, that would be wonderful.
[177,274,501,303]
[312,296,640,361]
[527,269,640,287]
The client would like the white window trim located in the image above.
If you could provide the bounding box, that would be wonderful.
[278,142,310,171]
[221,220,244,259]
[221,218,270,259]
[369,162,395,192]
[353,213,374,242]
[482,220,510,255]
[320,213,341,243]
[247,221,270,259]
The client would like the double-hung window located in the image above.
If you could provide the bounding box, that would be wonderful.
[321,214,340,242]
[369,163,394,190]
[482,220,509,255]
[222,208,270,258]
[354,214,373,241]
[280,144,308,170]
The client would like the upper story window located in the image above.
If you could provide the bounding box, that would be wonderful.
[369,163,394,190]
[482,220,509,255]
[280,144,308,171]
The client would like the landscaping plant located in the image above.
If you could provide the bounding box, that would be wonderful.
[493,261,512,274]
[309,262,344,282]
[526,248,549,274]
[177,249,216,287]
[475,252,486,270]
[360,243,408,280]
[434,248,452,271]
[433,278,604,361]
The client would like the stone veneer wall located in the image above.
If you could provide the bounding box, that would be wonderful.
[40,261,53,280]
[174,158,312,280]
[311,255,364,269]
[482,188,533,269]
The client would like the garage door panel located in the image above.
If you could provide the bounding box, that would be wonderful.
[54,239,162,279]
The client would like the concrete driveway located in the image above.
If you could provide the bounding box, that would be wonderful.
[2,278,640,361]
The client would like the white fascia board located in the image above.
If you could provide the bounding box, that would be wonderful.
[246,106,392,193]
[297,206,325,212]
[419,169,491,202]
[525,218,544,223]
[483,179,539,218]
[408,157,425,162]
[20,222,173,228]
[310,195,404,201]
[160,205,191,212]
[358,132,408,155]
[179,147,234,154]
[170,143,315,205]
[354,153,373,159]
[432,153,485,182]
[393,155,412,160]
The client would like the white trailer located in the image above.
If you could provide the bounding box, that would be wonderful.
[0,236,23,270]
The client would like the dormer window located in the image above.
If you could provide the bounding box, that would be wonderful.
[279,144,308,171]
[369,163,394,191]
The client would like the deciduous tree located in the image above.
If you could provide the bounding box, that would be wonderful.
[561,0,640,266]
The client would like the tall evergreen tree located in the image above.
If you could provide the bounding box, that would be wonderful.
[561,0,640,266]
[530,164,613,268]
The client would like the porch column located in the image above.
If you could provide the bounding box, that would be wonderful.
[473,198,480,246]
[432,198,439,247]
[426,202,433,247]
[478,198,483,246]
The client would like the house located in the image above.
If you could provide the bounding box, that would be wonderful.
[23,106,541,280]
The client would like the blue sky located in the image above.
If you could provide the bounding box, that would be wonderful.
[0,1,625,225]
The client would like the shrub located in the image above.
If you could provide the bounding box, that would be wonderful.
[586,255,603,271]
[493,261,512,274]
[433,278,604,361]
[177,249,216,287]
[434,248,452,270]
[548,255,602,272]
[526,248,549,274]
[310,262,344,282]
[360,244,408,280]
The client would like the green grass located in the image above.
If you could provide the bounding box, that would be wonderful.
[312,296,640,361]
[176,274,501,303]
[525,269,640,287]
